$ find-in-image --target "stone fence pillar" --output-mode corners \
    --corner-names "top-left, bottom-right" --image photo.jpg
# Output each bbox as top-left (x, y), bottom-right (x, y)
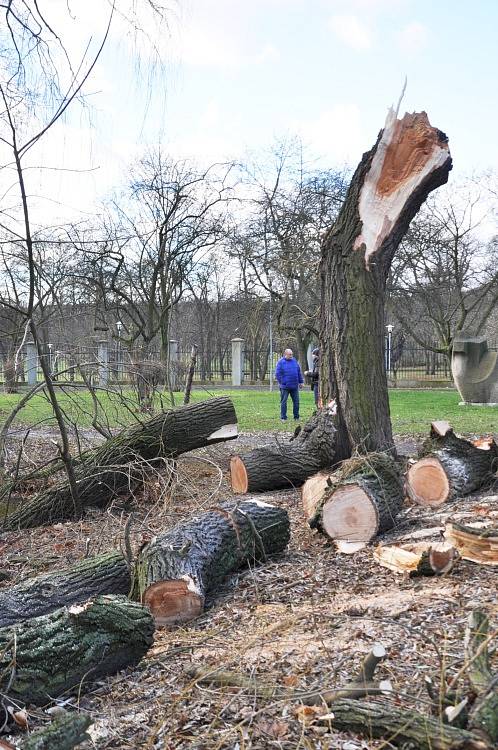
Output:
top-left (169, 340), bottom-right (178, 389)
top-left (98, 340), bottom-right (109, 386)
top-left (26, 341), bottom-right (38, 386)
top-left (231, 338), bottom-right (244, 387)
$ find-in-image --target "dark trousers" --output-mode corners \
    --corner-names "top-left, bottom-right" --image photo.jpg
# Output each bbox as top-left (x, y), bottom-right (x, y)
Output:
top-left (280, 387), bottom-right (299, 420)
top-left (313, 381), bottom-right (319, 406)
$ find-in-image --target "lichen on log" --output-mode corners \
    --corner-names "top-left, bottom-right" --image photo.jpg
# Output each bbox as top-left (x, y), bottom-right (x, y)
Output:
top-left (0, 551), bottom-right (131, 628)
top-left (0, 595), bottom-right (154, 705)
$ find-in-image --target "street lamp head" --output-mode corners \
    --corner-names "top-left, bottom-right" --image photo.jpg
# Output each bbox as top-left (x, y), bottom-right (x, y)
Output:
top-left (116, 321), bottom-right (122, 333)
top-left (386, 324), bottom-right (394, 333)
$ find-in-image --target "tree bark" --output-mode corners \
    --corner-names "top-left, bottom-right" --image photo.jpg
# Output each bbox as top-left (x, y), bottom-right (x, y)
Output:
top-left (0, 595), bottom-right (154, 705)
top-left (302, 454), bottom-right (404, 547)
top-left (319, 699), bottom-right (488, 750)
top-left (0, 551), bottom-right (130, 627)
top-left (405, 425), bottom-right (498, 506)
top-left (23, 713), bottom-right (91, 750)
top-left (230, 408), bottom-right (337, 493)
top-left (320, 110), bottom-right (452, 459)
top-left (2, 397), bottom-right (238, 529)
top-left (131, 500), bottom-right (290, 625)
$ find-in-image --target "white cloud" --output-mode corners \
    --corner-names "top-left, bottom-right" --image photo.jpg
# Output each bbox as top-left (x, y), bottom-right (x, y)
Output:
top-left (329, 14), bottom-right (373, 51)
top-left (293, 104), bottom-right (366, 165)
top-left (397, 21), bottom-right (428, 53)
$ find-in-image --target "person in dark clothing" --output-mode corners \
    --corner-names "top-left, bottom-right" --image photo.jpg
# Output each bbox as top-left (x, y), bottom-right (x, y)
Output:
top-left (275, 348), bottom-right (304, 421)
top-left (305, 347), bottom-right (320, 407)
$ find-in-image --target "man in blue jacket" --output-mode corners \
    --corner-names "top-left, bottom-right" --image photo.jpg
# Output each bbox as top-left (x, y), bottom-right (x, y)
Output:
top-left (275, 348), bottom-right (304, 421)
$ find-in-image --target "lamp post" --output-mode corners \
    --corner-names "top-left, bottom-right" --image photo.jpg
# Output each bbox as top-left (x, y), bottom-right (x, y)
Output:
top-left (268, 289), bottom-right (273, 392)
top-left (386, 324), bottom-right (394, 373)
top-left (48, 343), bottom-right (53, 377)
top-left (116, 321), bottom-right (122, 381)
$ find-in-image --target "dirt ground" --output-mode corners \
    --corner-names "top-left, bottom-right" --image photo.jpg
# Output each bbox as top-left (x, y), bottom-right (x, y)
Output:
top-left (0, 430), bottom-right (497, 749)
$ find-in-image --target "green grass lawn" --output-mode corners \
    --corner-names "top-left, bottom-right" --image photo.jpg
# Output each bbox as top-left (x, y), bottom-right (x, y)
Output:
top-left (0, 386), bottom-right (496, 436)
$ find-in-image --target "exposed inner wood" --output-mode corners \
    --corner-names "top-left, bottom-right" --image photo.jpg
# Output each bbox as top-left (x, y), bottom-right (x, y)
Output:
top-left (321, 484), bottom-right (378, 542)
top-left (406, 457), bottom-right (450, 506)
top-left (473, 437), bottom-right (495, 451)
top-left (301, 472), bottom-right (331, 520)
top-left (431, 420), bottom-right (452, 437)
top-left (144, 580), bottom-right (203, 625)
top-left (353, 110), bottom-right (450, 267)
top-left (229, 455), bottom-right (249, 494)
top-left (374, 541), bottom-right (457, 575)
top-left (444, 522), bottom-right (498, 566)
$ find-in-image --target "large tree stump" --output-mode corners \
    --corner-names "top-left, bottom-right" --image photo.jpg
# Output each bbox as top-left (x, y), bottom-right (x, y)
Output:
top-left (302, 453), bottom-right (404, 549)
top-left (405, 422), bottom-right (498, 507)
top-left (0, 551), bottom-right (130, 628)
top-left (132, 500), bottom-right (290, 624)
top-left (2, 397), bottom-right (238, 529)
top-left (230, 408), bottom-right (336, 493)
top-left (320, 110), bottom-right (451, 459)
top-left (0, 595), bottom-right (154, 705)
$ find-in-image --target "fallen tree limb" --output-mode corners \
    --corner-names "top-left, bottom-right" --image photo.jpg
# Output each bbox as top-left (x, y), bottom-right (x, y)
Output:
top-left (405, 422), bottom-right (498, 507)
top-left (2, 397), bottom-right (238, 530)
top-left (23, 713), bottom-right (91, 750)
top-left (131, 499), bottom-right (290, 625)
top-left (444, 522), bottom-right (498, 565)
top-left (0, 551), bottom-right (131, 627)
top-left (189, 643), bottom-right (391, 706)
top-left (0, 595), bottom-right (154, 705)
top-left (302, 453), bottom-right (404, 549)
top-left (230, 407), bottom-right (336, 494)
top-left (373, 541), bottom-right (458, 576)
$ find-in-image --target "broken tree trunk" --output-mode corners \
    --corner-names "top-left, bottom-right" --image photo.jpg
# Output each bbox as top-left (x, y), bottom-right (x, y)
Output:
top-left (0, 551), bottom-right (131, 627)
top-left (405, 422), bottom-right (498, 507)
top-left (373, 541), bottom-right (458, 576)
top-left (23, 713), bottom-right (91, 750)
top-left (0, 595), bottom-right (154, 705)
top-left (320, 110), bottom-right (452, 460)
top-left (131, 499), bottom-right (290, 625)
top-left (230, 407), bottom-right (336, 493)
top-left (302, 453), bottom-right (404, 549)
top-left (2, 397), bottom-right (238, 529)
top-left (444, 522), bottom-right (498, 565)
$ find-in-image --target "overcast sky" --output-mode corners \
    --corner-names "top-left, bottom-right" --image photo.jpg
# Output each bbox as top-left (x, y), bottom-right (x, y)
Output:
top-left (7, 0), bottom-right (498, 225)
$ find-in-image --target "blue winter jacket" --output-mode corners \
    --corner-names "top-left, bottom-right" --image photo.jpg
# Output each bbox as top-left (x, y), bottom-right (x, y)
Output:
top-left (275, 357), bottom-right (304, 389)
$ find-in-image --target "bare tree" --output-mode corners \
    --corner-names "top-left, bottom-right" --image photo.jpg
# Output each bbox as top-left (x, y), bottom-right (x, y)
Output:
top-left (233, 139), bottom-right (347, 365)
top-left (388, 185), bottom-right (498, 357)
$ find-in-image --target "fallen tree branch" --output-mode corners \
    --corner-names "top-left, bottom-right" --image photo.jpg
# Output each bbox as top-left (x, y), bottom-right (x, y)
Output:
top-left (23, 712), bottom-right (91, 750)
top-left (2, 397), bottom-right (238, 529)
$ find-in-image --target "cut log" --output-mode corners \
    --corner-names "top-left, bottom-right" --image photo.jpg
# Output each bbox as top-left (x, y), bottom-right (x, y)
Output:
top-left (0, 551), bottom-right (130, 628)
top-left (302, 453), bottom-right (404, 546)
top-left (405, 425), bottom-right (498, 507)
top-left (373, 541), bottom-right (458, 576)
top-left (444, 522), bottom-right (498, 565)
top-left (23, 713), bottom-right (91, 750)
top-left (230, 407), bottom-right (336, 494)
top-left (2, 397), bottom-right (238, 529)
top-left (0, 595), bottom-right (154, 705)
top-left (131, 500), bottom-right (290, 625)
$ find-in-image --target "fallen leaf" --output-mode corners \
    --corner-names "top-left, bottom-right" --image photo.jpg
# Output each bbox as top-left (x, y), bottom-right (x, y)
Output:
top-left (11, 708), bottom-right (29, 729)
top-left (282, 674), bottom-right (298, 687)
top-left (294, 704), bottom-right (322, 725)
